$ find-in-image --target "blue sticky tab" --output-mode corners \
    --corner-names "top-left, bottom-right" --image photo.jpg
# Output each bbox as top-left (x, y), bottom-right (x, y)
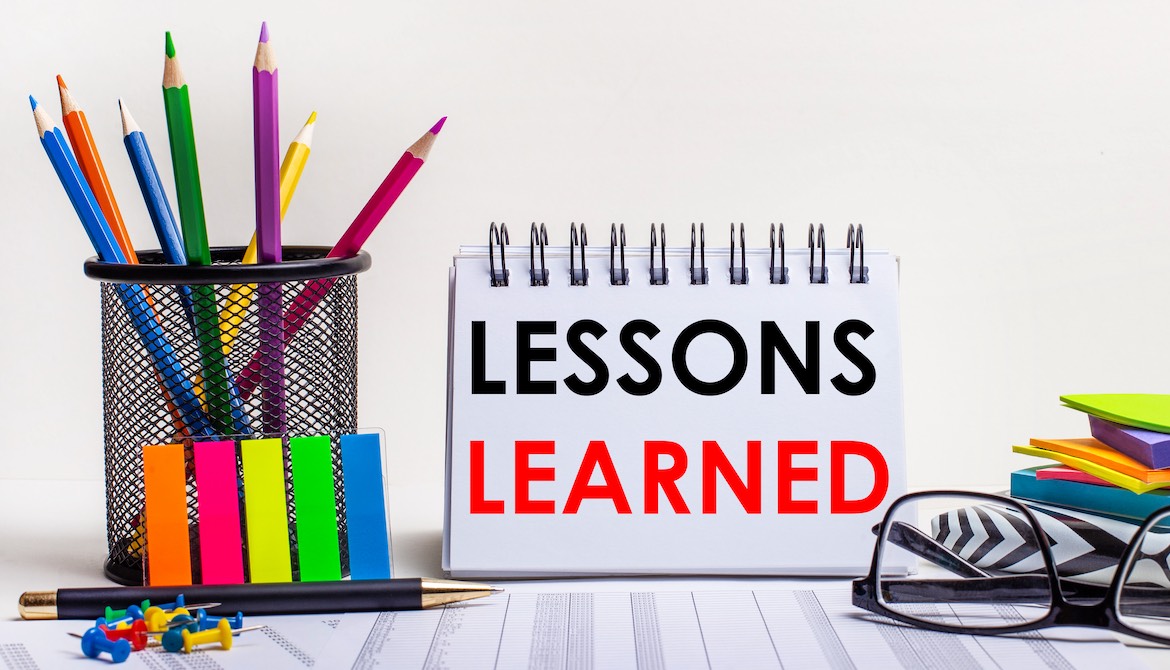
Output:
top-left (341, 433), bottom-right (391, 579)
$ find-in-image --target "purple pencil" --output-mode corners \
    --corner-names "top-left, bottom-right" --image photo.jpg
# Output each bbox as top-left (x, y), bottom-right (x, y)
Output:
top-left (253, 21), bottom-right (285, 433)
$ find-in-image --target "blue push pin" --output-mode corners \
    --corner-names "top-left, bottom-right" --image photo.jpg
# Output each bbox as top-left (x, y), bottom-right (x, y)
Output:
top-left (196, 609), bottom-right (243, 631)
top-left (80, 627), bottom-right (132, 663)
top-left (160, 615), bottom-right (199, 653)
top-left (154, 595), bottom-right (186, 612)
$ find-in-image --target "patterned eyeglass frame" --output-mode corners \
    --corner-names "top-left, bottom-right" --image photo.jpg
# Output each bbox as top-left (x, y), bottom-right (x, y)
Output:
top-left (851, 490), bottom-right (1170, 645)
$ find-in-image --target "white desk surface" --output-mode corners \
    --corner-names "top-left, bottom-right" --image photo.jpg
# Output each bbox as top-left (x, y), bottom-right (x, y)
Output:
top-left (2, 479), bottom-right (1168, 669)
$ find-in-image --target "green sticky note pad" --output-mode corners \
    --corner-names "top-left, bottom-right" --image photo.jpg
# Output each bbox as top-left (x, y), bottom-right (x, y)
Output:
top-left (290, 436), bottom-right (342, 581)
top-left (241, 438), bottom-right (293, 583)
top-left (1061, 394), bottom-right (1170, 433)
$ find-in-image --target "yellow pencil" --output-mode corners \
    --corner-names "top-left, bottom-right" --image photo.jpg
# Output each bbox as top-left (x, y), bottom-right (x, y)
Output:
top-left (220, 111), bottom-right (317, 351)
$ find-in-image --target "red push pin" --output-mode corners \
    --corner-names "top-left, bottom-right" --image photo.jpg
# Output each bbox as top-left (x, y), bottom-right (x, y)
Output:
top-left (102, 619), bottom-right (149, 652)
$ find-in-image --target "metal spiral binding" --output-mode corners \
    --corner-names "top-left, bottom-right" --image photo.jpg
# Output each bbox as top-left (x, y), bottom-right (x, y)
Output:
top-left (808, 223), bottom-right (827, 284)
top-left (570, 223), bottom-right (589, 286)
top-left (847, 224), bottom-right (868, 284)
top-left (610, 224), bottom-right (629, 286)
top-left (489, 222), bottom-right (509, 286)
top-left (690, 223), bottom-right (708, 285)
top-left (649, 223), bottom-right (668, 285)
top-left (730, 222), bottom-right (748, 285)
top-left (770, 223), bottom-right (788, 284)
top-left (529, 223), bottom-right (549, 286)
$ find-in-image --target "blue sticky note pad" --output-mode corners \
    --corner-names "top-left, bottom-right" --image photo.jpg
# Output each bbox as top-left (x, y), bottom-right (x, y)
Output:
top-left (341, 433), bottom-right (392, 579)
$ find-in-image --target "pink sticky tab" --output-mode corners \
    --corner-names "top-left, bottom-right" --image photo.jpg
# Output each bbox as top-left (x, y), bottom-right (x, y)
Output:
top-left (194, 441), bottom-right (245, 584)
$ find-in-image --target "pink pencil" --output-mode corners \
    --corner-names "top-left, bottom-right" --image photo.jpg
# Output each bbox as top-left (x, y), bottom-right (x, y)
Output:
top-left (237, 118), bottom-right (445, 398)
top-left (252, 21), bottom-right (285, 432)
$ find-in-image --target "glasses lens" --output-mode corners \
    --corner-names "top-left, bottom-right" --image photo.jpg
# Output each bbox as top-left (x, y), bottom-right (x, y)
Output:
top-left (1117, 509), bottom-right (1170, 640)
top-left (876, 494), bottom-right (1053, 628)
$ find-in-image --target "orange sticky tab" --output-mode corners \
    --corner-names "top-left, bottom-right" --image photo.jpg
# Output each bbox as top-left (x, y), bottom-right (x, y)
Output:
top-left (143, 444), bottom-right (192, 585)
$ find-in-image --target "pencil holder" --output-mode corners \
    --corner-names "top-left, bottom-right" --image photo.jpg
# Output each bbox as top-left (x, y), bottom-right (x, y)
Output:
top-left (84, 246), bottom-right (370, 585)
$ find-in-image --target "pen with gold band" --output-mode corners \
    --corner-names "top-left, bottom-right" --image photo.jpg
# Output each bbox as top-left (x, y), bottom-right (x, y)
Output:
top-left (19, 578), bottom-right (501, 620)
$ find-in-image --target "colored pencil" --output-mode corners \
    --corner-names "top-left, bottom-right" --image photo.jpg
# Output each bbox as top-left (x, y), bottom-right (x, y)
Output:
top-left (31, 96), bottom-right (214, 437)
top-left (220, 111), bottom-right (316, 352)
top-left (162, 31), bottom-right (209, 265)
top-left (237, 118), bottom-right (445, 397)
top-left (57, 76), bottom-right (137, 263)
top-left (119, 100), bottom-right (185, 265)
top-left (120, 99), bottom-right (200, 343)
top-left (163, 31), bottom-right (248, 436)
top-left (252, 21), bottom-right (286, 434)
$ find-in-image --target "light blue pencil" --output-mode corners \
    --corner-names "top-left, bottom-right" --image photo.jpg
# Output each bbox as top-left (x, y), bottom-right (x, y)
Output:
top-left (118, 99), bottom-right (252, 437)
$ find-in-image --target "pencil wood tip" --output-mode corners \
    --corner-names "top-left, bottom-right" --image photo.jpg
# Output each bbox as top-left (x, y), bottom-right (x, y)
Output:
top-left (165, 31), bottom-right (176, 58)
top-left (57, 77), bottom-right (79, 115)
top-left (430, 116), bottom-right (447, 135)
top-left (259, 21), bottom-right (270, 43)
top-left (118, 99), bottom-right (140, 136)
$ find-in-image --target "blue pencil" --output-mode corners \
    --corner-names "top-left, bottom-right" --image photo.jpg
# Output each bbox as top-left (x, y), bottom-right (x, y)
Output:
top-left (32, 95), bottom-right (215, 437)
top-left (117, 100), bottom-right (253, 437)
top-left (118, 99), bottom-right (185, 264)
top-left (118, 99), bottom-right (201, 327)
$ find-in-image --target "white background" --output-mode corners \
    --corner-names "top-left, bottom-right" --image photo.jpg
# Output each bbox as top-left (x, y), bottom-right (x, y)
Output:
top-left (4, 0), bottom-right (1170, 494)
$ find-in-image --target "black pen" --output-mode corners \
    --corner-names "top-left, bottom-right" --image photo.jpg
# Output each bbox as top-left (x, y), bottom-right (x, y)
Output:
top-left (19, 578), bottom-right (501, 620)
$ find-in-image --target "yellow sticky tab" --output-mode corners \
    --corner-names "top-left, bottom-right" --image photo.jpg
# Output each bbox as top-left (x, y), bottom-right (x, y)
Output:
top-left (240, 438), bottom-right (292, 582)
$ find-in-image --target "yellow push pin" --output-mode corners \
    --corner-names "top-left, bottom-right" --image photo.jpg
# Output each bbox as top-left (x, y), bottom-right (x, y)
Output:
top-left (180, 620), bottom-right (265, 653)
top-left (145, 606), bottom-right (190, 633)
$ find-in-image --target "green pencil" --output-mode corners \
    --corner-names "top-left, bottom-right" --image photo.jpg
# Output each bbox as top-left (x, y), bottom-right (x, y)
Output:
top-left (162, 31), bottom-right (244, 436)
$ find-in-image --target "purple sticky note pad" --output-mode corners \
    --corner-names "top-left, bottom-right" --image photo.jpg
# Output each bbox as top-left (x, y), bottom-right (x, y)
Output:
top-left (1089, 415), bottom-right (1170, 470)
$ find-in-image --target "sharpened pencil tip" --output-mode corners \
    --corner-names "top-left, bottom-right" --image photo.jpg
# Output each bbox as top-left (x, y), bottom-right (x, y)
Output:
top-left (307, 111), bottom-right (317, 125)
top-left (56, 74), bottom-right (67, 90)
top-left (29, 95), bottom-right (37, 111)
top-left (259, 21), bottom-right (269, 43)
top-left (430, 116), bottom-right (447, 135)
top-left (165, 31), bottom-right (175, 58)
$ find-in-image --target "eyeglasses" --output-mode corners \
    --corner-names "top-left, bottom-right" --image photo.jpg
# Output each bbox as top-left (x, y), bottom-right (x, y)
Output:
top-left (852, 490), bottom-right (1170, 644)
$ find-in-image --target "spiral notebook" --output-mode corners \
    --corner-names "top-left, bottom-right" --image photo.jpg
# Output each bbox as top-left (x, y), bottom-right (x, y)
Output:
top-left (444, 223), bottom-right (907, 577)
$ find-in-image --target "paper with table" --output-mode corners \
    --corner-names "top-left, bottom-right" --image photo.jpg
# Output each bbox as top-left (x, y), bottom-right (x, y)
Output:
top-left (318, 588), bottom-right (1143, 669)
top-left (0, 588), bottom-right (1147, 669)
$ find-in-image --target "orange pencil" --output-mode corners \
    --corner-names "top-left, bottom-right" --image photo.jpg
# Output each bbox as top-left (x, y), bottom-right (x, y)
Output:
top-left (58, 75), bottom-right (137, 263)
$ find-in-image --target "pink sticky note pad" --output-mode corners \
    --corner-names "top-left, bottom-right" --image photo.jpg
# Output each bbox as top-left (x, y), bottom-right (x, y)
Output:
top-left (194, 441), bottom-right (245, 584)
top-left (1035, 465), bottom-right (1116, 488)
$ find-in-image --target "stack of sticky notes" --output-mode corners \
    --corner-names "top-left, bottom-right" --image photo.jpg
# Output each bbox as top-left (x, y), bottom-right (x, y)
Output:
top-left (1011, 394), bottom-right (1170, 522)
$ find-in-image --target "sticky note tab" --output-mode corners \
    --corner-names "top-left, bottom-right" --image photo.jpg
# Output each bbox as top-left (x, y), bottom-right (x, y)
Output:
top-left (341, 433), bottom-right (391, 579)
top-left (290, 436), bottom-right (342, 581)
top-left (143, 444), bottom-right (192, 586)
top-left (193, 441), bottom-right (245, 584)
top-left (1062, 394), bottom-right (1170, 433)
top-left (240, 438), bottom-right (292, 582)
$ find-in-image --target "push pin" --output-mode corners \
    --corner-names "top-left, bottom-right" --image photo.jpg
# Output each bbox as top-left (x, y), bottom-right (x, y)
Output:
top-left (153, 595), bottom-right (185, 611)
top-left (103, 604), bottom-right (144, 622)
top-left (159, 615), bottom-right (199, 653)
top-left (77, 627), bottom-right (132, 663)
top-left (145, 606), bottom-right (190, 633)
top-left (101, 620), bottom-right (149, 652)
top-left (95, 615), bottom-right (136, 630)
top-left (181, 620), bottom-right (265, 653)
top-left (196, 609), bottom-right (243, 631)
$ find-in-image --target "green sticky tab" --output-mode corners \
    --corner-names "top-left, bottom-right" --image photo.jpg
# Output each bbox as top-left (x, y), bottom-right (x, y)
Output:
top-left (1061, 394), bottom-right (1170, 433)
top-left (290, 436), bottom-right (342, 581)
top-left (241, 438), bottom-right (292, 583)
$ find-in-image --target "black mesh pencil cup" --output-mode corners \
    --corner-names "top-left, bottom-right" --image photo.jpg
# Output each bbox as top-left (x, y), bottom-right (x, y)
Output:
top-left (84, 246), bottom-right (370, 585)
